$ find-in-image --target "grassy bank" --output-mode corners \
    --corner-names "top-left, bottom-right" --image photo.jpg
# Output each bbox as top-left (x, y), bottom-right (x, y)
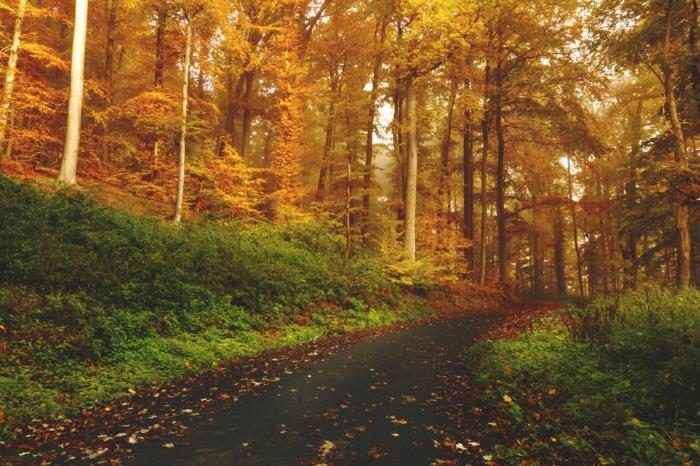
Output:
top-left (0, 176), bottom-right (437, 439)
top-left (467, 288), bottom-right (700, 464)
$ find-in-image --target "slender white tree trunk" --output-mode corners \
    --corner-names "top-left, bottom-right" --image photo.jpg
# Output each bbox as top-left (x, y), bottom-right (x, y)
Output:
top-left (0, 0), bottom-right (27, 158)
top-left (58, 0), bottom-right (89, 186)
top-left (403, 72), bottom-right (418, 260)
top-left (174, 19), bottom-right (193, 223)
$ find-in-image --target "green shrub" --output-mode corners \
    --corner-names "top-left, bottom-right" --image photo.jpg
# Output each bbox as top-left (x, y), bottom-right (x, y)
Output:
top-left (0, 176), bottom-right (430, 434)
top-left (469, 288), bottom-right (700, 464)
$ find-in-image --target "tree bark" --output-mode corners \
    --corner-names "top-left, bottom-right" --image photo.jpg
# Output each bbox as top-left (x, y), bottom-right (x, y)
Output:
top-left (240, 69), bottom-right (256, 160)
top-left (344, 151), bottom-right (351, 261)
top-left (463, 104), bottom-right (475, 279)
top-left (316, 89), bottom-right (337, 201)
top-left (362, 16), bottom-right (387, 241)
top-left (0, 0), bottom-right (27, 158)
top-left (404, 71), bottom-right (418, 260)
top-left (531, 189), bottom-right (544, 295)
top-left (567, 156), bottom-right (584, 296)
top-left (220, 73), bottom-right (245, 155)
top-left (478, 60), bottom-right (491, 286)
top-left (104, 0), bottom-right (116, 86)
top-left (494, 71), bottom-right (507, 284)
top-left (155, 9), bottom-right (166, 87)
top-left (438, 80), bottom-right (457, 253)
top-left (392, 84), bottom-right (404, 221)
top-left (662, 0), bottom-right (691, 289)
top-left (493, 22), bottom-right (508, 283)
top-left (554, 205), bottom-right (566, 295)
top-left (58, 0), bottom-right (89, 187)
top-left (101, 0), bottom-right (117, 160)
top-left (174, 19), bottom-right (193, 223)
top-left (624, 98), bottom-right (643, 290)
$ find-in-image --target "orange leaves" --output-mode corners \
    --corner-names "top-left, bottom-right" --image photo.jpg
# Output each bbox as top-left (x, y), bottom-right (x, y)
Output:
top-left (20, 42), bottom-right (68, 71)
top-left (191, 146), bottom-right (267, 218)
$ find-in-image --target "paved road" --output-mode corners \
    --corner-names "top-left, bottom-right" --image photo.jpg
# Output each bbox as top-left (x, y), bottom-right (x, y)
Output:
top-left (130, 313), bottom-right (505, 466)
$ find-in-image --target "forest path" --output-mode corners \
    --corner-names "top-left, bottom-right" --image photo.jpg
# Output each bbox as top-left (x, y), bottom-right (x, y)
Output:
top-left (129, 312), bottom-right (507, 466)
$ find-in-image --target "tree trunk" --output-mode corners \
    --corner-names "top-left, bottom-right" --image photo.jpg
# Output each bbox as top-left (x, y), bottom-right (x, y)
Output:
top-left (58, 0), bottom-right (89, 186)
top-left (102, 0), bottom-right (117, 160)
top-left (240, 69), bottom-right (256, 160)
top-left (104, 0), bottom-right (116, 86)
top-left (152, 140), bottom-right (159, 181)
top-left (567, 156), bottom-right (584, 296)
top-left (478, 60), bottom-right (491, 286)
top-left (624, 98), bottom-right (643, 290)
top-left (688, 0), bottom-right (700, 117)
top-left (220, 73), bottom-right (245, 155)
top-left (174, 19), bottom-right (193, 223)
top-left (316, 91), bottom-right (337, 201)
top-left (392, 84), bottom-right (404, 221)
top-left (494, 22), bottom-right (508, 283)
top-left (155, 9), bottom-right (166, 87)
top-left (495, 74), bottom-right (507, 284)
top-left (463, 104), bottom-right (475, 279)
top-left (404, 72), bottom-right (418, 260)
top-left (0, 0), bottom-right (27, 159)
top-left (662, 0), bottom-right (691, 289)
top-left (344, 153), bottom-right (351, 261)
top-left (554, 205), bottom-right (566, 295)
top-left (531, 190), bottom-right (544, 295)
top-left (438, 80), bottom-right (457, 254)
top-left (362, 17), bottom-right (387, 242)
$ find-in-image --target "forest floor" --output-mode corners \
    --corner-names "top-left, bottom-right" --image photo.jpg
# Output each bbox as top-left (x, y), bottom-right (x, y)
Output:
top-left (0, 301), bottom-right (555, 465)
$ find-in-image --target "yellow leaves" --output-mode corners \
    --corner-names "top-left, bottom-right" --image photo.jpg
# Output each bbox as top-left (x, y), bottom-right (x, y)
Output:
top-left (21, 42), bottom-right (68, 71)
top-left (626, 417), bottom-right (642, 427)
top-left (318, 440), bottom-right (335, 456)
top-left (502, 394), bottom-right (513, 403)
top-left (121, 91), bottom-right (180, 118)
top-left (387, 415), bottom-right (409, 425)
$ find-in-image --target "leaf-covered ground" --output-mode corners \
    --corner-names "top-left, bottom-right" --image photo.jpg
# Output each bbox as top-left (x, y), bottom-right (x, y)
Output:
top-left (1, 302), bottom-right (552, 465)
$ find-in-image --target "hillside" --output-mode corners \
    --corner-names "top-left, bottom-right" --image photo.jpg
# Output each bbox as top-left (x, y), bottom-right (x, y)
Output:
top-left (0, 176), bottom-right (476, 439)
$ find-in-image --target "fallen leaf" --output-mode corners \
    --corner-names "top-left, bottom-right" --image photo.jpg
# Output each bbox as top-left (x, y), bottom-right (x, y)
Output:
top-left (162, 442), bottom-right (174, 448)
top-left (318, 440), bottom-right (335, 457)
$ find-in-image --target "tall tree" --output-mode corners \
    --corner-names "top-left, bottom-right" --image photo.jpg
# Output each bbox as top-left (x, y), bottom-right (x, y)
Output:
top-left (58, 0), bottom-right (89, 186)
top-left (362, 11), bottom-right (388, 241)
top-left (173, 10), bottom-right (195, 223)
top-left (0, 0), bottom-right (28, 159)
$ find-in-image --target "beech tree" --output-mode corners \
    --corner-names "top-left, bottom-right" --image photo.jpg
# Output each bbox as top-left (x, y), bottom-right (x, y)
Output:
top-left (0, 0), bottom-right (695, 291)
top-left (0, 0), bottom-right (27, 158)
top-left (58, 0), bottom-right (89, 186)
top-left (593, 0), bottom-right (699, 289)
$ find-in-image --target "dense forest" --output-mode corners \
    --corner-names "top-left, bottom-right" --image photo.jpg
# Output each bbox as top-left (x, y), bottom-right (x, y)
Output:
top-left (0, 0), bottom-right (699, 464)
top-left (0, 0), bottom-right (697, 292)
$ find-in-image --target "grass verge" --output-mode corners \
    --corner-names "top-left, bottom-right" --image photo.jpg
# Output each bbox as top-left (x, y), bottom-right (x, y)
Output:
top-left (466, 288), bottom-right (700, 464)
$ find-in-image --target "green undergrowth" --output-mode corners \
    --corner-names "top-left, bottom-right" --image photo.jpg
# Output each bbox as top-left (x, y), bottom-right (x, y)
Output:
top-left (0, 176), bottom-right (435, 440)
top-left (469, 288), bottom-right (700, 465)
